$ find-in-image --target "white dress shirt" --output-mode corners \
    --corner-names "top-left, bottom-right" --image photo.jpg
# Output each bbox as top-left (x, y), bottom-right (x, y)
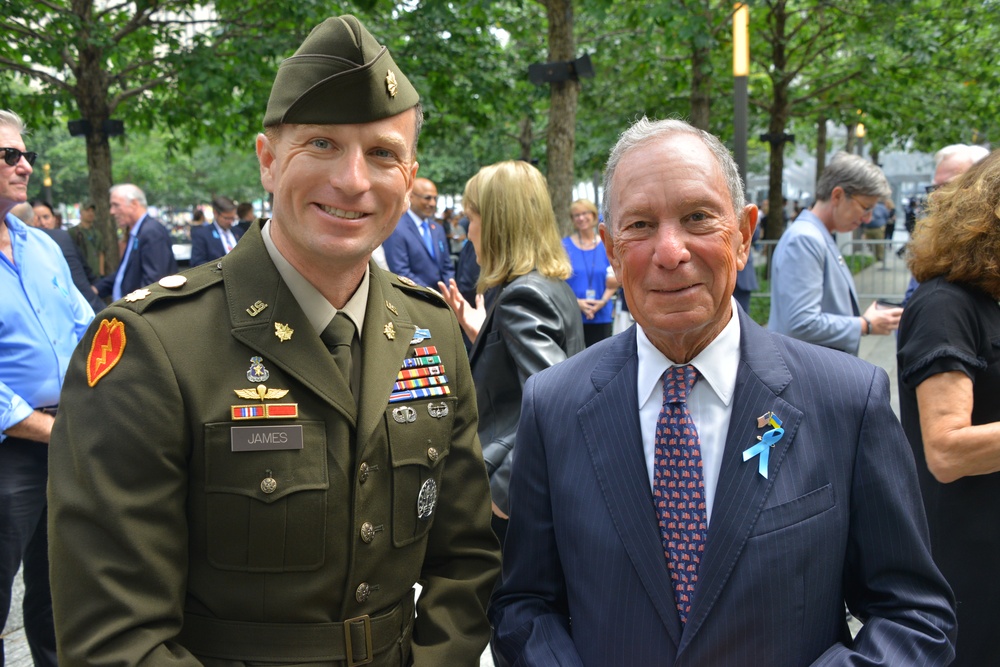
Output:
top-left (636, 300), bottom-right (741, 525)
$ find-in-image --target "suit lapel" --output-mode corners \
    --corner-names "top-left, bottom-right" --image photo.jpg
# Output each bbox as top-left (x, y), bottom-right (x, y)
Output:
top-left (356, 268), bottom-right (416, 450)
top-left (221, 223), bottom-right (355, 424)
top-left (821, 225), bottom-right (860, 314)
top-left (577, 328), bottom-right (684, 649)
top-left (679, 310), bottom-right (803, 650)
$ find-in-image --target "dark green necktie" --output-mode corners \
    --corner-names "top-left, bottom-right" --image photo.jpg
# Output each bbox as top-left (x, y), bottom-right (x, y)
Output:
top-left (321, 312), bottom-right (356, 395)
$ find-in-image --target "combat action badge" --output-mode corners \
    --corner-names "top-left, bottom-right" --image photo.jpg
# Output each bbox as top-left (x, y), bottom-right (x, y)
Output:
top-left (86, 318), bottom-right (126, 387)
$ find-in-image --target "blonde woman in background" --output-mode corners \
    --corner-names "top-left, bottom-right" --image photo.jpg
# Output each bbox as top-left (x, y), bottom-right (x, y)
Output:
top-left (439, 160), bottom-right (585, 546)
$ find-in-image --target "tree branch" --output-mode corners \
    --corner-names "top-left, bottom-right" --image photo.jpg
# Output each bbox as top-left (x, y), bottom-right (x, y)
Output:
top-left (109, 75), bottom-right (171, 111)
top-left (0, 57), bottom-right (72, 92)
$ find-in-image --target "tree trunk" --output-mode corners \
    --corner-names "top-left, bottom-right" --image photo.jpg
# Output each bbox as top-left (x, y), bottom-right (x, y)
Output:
top-left (815, 113), bottom-right (827, 192)
top-left (518, 115), bottom-right (533, 161)
top-left (765, 0), bottom-right (789, 244)
top-left (845, 123), bottom-right (856, 154)
top-left (545, 0), bottom-right (578, 237)
top-left (688, 5), bottom-right (712, 130)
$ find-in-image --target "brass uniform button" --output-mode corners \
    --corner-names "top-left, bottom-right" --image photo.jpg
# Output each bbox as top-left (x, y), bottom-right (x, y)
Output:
top-left (356, 582), bottom-right (371, 603)
top-left (260, 476), bottom-right (277, 494)
top-left (360, 522), bottom-right (375, 544)
top-left (427, 447), bottom-right (439, 462)
top-left (359, 462), bottom-right (369, 484)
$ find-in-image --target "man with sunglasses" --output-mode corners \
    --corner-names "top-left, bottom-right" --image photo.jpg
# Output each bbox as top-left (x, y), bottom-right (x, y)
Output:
top-left (0, 109), bottom-right (93, 667)
top-left (769, 152), bottom-right (903, 355)
top-left (383, 177), bottom-right (455, 287)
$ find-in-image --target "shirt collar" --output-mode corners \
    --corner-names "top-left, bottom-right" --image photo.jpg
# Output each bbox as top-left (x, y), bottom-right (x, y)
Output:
top-left (636, 299), bottom-right (742, 409)
top-left (261, 220), bottom-right (368, 337)
top-left (130, 213), bottom-right (147, 238)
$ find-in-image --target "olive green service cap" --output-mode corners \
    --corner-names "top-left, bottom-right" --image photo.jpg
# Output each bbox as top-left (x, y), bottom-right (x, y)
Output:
top-left (264, 15), bottom-right (419, 127)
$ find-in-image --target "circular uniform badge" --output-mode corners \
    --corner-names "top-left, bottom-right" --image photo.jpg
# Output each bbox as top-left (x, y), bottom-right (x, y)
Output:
top-left (417, 478), bottom-right (437, 521)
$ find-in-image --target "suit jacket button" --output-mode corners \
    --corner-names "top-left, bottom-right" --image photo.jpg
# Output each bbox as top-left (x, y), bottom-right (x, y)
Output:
top-left (360, 522), bottom-right (375, 544)
top-left (359, 462), bottom-right (369, 484)
top-left (427, 447), bottom-right (439, 462)
top-left (356, 582), bottom-right (371, 603)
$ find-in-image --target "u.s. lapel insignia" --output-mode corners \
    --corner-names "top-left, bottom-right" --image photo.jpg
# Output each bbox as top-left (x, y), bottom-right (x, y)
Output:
top-left (124, 288), bottom-right (150, 302)
top-left (743, 412), bottom-right (785, 479)
top-left (383, 322), bottom-right (396, 340)
top-left (386, 70), bottom-right (398, 97)
top-left (385, 300), bottom-right (398, 316)
top-left (410, 327), bottom-right (431, 345)
top-left (274, 322), bottom-right (294, 342)
top-left (247, 356), bottom-right (270, 382)
top-left (246, 300), bottom-right (268, 317)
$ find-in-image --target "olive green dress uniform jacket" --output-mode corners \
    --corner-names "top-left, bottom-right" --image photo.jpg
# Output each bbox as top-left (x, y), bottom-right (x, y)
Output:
top-left (48, 221), bottom-right (501, 666)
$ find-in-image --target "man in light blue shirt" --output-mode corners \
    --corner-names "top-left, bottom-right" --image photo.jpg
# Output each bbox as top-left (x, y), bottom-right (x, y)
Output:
top-left (0, 109), bottom-right (93, 667)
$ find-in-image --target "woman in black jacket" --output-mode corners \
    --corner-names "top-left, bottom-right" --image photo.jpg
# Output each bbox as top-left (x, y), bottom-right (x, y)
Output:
top-left (438, 161), bottom-right (585, 546)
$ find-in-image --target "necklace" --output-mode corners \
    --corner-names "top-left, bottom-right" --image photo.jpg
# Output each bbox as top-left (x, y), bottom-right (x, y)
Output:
top-left (576, 231), bottom-right (597, 250)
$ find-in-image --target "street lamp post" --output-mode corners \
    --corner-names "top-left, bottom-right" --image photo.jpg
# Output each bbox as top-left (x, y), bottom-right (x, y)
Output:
top-left (733, 4), bottom-right (749, 193)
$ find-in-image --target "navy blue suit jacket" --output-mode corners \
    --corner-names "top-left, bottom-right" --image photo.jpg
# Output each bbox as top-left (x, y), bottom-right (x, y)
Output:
top-left (189, 223), bottom-right (245, 267)
top-left (383, 211), bottom-right (454, 287)
top-left (490, 309), bottom-right (956, 666)
top-left (97, 216), bottom-right (177, 299)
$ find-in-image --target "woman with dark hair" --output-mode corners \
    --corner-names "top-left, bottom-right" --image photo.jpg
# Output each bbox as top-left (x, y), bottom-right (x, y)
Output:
top-left (438, 161), bottom-right (584, 545)
top-left (897, 148), bottom-right (1000, 667)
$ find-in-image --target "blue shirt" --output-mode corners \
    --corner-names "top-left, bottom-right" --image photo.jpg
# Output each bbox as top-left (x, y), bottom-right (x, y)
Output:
top-left (112, 214), bottom-right (146, 300)
top-left (562, 236), bottom-right (613, 325)
top-left (1, 213), bottom-right (94, 439)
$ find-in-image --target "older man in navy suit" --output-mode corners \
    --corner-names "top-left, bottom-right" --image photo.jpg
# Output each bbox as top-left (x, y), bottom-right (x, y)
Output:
top-left (490, 118), bottom-right (956, 666)
top-left (383, 177), bottom-right (453, 287)
top-left (96, 183), bottom-right (176, 300)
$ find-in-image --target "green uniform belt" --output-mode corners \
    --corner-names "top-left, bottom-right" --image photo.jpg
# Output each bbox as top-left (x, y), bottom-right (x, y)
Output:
top-left (177, 593), bottom-right (414, 666)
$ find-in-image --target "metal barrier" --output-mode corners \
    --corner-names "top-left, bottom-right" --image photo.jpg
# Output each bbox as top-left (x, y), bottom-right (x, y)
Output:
top-left (750, 238), bottom-right (912, 303)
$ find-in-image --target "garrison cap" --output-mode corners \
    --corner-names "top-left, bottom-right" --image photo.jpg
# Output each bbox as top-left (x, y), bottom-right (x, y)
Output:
top-left (264, 15), bottom-right (419, 127)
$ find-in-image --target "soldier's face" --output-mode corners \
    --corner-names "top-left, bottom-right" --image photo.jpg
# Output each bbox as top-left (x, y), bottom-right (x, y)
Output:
top-left (258, 111), bottom-right (418, 273)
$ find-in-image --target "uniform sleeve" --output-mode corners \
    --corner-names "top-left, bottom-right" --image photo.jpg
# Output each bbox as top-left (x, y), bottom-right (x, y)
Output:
top-left (48, 307), bottom-right (200, 666)
top-left (490, 376), bottom-right (585, 667)
top-left (811, 368), bottom-right (956, 665)
top-left (410, 307), bottom-right (502, 664)
top-left (772, 231), bottom-right (859, 352)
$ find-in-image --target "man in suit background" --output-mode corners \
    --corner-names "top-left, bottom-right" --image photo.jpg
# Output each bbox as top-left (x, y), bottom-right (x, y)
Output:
top-left (383, 177), bottom-right (454, 287)
top-left (190, 194), bottom-right (244, 266)
top-left (768, 153), bottom-right (902, 355)
top-left (95, 183), bottom-right (176, 301)
top-left (490, 117), bottom-right (956, 666)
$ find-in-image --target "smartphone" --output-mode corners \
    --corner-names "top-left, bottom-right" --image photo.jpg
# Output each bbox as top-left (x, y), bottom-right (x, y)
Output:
top-left (876, 299), bottom-right (903, 309)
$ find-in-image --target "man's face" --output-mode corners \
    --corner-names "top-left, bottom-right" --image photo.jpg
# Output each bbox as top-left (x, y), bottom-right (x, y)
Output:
top-left (32, 204), bottom-right (56, 229)
top-left (257, 110), bottom-right (418, 273)
top-left (0, 126), bottom-right (32, 211)
top-left (602, 133), bottom-right (754, 361)
top-left (410, 178), bottom-right (438, 220)
top-left (828, 187), bottom-right (878, 233)
top-left (109, 192), bottom-right (142, 229)
top-left (80, 207), bottom-right (95, 225)
top-left (214, 209), bottom-right (238, 230)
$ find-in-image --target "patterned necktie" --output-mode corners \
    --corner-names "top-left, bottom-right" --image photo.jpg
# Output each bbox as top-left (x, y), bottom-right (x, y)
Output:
top-left (320, 313), bottom-right (356, 396)
top-left (653, 364), bottom-right (707, 624)
top-left (420, 219), bottom-right (436, 257)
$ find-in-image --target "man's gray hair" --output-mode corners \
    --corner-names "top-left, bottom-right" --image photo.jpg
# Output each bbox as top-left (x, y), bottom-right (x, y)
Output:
top-left (934, 143), bottom-right (989, 166)
top-left (815, 152), bottom-right (891, 201)
top-left (110, 183), bottom-right (147, 208)
top-left (601, 117), bottom-right (745, 236)
top-left (0, 110), bottom-right (27, 135)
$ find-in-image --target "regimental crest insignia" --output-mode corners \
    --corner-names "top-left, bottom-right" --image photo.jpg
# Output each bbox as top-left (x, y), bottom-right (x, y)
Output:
top-left (386, 70), bottom-right (398, 97)
top-left (247, 356), bottom-right (270, 383)
top-left (86, 318), bottom-right (126, 387)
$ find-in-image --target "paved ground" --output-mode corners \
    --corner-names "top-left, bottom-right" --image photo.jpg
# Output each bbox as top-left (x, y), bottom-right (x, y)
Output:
top-left (2, 249), bottom-right (908, 666)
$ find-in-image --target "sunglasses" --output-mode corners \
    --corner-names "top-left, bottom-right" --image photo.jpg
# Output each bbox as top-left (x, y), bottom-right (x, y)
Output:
top-left (1, 147), bottom-right (38, 167)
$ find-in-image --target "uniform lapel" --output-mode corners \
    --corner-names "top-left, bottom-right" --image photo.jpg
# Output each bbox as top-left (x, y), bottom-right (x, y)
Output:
top-left (356, 268), bottom-right (416, 449)
top-left (678, 311), bottom-right (803, 651)
top-left (221, 223), bottom-right (356, 424)
top-left (577, 328), bottom-right (684, 649)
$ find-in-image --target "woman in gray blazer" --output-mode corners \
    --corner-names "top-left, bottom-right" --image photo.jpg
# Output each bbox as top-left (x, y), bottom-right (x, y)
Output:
top-left (439, 161), bottom-right (585, 545)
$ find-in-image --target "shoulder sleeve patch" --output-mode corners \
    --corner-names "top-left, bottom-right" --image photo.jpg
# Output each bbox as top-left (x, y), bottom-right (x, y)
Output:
top-left (87, 318), bottom-right (127, 386)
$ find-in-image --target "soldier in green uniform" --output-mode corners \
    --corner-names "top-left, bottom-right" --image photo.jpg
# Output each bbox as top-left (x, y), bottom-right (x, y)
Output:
top-left (48, 15), bottom-right (501, 666)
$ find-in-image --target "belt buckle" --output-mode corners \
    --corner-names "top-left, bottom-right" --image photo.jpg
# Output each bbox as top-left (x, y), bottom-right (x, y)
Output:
top-left (344, 614), bottom-right (373, 667)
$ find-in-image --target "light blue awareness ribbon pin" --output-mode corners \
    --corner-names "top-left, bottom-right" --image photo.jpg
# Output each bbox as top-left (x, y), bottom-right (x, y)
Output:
top-left (743, 413), bottom-right (784, 479)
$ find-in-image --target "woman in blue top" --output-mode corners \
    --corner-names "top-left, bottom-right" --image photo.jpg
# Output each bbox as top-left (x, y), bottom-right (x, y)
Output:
top-left (562, 198), bottom-right (619, 346)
